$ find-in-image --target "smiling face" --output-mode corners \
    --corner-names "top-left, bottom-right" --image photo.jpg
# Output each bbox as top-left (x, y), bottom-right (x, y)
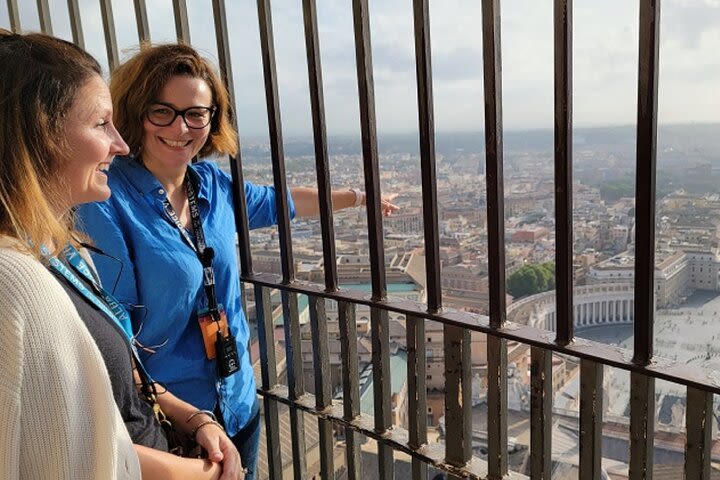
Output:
top-left (59, 74), bottom-right (129, 208)
top-left (141, 75), bottom-right (214, 174)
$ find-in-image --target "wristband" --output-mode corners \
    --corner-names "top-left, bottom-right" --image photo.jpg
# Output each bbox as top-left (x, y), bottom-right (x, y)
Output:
top-left (350, 188), bottom-right (364, 207)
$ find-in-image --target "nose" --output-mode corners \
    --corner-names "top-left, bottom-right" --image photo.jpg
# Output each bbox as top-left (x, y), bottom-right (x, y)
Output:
top-left (168, 113), bottom-right (190, 133)
top-left (110, 123), bottom-right (130, 156)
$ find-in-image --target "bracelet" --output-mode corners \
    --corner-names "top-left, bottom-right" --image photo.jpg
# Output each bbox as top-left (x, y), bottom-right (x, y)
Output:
top-left (186, 409), bottom-right (217, 424)
top-left (192, 420), bottom-right (224, 440)
top-left (349, 188), bottom-right (364, 208)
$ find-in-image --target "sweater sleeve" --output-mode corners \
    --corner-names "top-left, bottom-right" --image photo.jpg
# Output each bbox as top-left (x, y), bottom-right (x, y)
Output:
top-left (0, 281), bottom-right (23, 480)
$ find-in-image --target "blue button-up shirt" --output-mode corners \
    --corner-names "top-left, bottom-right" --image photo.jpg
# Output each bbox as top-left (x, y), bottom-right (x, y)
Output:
top-left (76, 155), bottom-right (295, 435)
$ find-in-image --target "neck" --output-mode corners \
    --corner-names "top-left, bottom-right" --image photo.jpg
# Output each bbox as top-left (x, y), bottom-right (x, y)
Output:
top-left (142, 158), bottom-right (187, 195)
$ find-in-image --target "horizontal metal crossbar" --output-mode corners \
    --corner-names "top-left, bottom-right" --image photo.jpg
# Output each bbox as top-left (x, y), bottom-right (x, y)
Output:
top-left (259, 384), bottom-right (528, 480)
top-left (243, 273), bottom-right (720, 396)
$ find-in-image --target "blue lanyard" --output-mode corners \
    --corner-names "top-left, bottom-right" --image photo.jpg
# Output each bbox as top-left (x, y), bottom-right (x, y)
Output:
top-left (46, 244), bottom-right (133, 339)
top-left (43, 244), bottom-right (155, 384)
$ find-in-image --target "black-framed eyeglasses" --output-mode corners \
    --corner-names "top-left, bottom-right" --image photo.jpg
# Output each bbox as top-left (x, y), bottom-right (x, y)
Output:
top-left (146, 102), bottom-right (216, 129)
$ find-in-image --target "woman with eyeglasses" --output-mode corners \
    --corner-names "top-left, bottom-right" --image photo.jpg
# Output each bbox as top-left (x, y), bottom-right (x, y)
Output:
top-left (76, 43), bottom-right (398, 479)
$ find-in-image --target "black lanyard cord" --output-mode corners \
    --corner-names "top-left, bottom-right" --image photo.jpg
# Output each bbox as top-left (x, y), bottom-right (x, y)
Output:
top-left (163, 175), bottom-right (221, 319)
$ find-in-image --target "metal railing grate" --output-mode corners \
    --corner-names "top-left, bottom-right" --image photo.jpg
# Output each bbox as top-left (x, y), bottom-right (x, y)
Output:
top-left (5, 1), bottom-right (717, 479)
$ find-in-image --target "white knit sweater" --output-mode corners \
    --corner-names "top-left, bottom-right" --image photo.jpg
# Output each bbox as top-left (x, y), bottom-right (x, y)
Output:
top-left (0, 242), bottom-right (140, 480)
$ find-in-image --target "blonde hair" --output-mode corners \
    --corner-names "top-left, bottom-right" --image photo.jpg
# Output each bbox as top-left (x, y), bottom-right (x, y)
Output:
top-left (110, 43), bottom-right (238, 158)
top-left (0, 29), bottom-right (102, 258)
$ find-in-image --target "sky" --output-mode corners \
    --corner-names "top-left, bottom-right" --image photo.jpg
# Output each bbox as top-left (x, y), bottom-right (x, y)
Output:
top-left (2, 0), bottom-right (719, 138)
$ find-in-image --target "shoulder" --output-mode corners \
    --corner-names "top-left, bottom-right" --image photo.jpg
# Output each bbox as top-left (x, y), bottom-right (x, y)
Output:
top-left (0, 248), bottom-right (75, 317)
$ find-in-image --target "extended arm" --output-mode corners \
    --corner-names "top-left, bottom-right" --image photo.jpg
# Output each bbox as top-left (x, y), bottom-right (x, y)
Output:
top-left (290, 187), bottom-right (398, 218)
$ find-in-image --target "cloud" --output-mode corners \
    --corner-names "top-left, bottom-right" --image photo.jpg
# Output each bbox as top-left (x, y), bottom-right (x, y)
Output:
top-left (2, 0), bottom-right (718, 136)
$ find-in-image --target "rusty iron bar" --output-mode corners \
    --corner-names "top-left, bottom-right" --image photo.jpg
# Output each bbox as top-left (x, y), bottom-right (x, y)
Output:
top-left (301, 0), bottom-right (338, 293)
top-left (36, 0), bottom-right (51, 34)
top-left (6, 0), bottom-right (20, 32)
top-left (338, 301), bottom-right (362, 479)
top-left (211, 0), bottom-right (253, 276)
top-left (685, 386), bottom-right (713, 479)
top-left (370, 306), bottom-right (393, 477)
top-left (133, 0), bottom-right (150, 43)
top-left (444, 325), bottom-right (472, 472)
top-left (350, 0), bottom-right (392, 476)
top-left (579, 359), bottom-right (603, 480)
top-left (281, 290), bottom-right (307, 479)
top-left (632, 0), bottom-right (660, 366)
top-left (629, 372), bottom-right (655, 480)
top-left (406, 315), bottom-right (428, 478)
top-left (309, 295), bottom-right (335, 477)
top-left (66, 0), bottom-right (84, 48)
top-left (351, 0), bottom-right (387, 302)
top-left (254, 285), bottom-right (282, 479)
top-left (412, 0), bottom-right (441, 313)
top-left (172, 0), bottom-right (190, 44)
top-left (554, 0), bottom-right (573, 346)
top-left (530, 347), bottom-right (552, 479)
top-left (257, 0), bottom-right (295, 285)
top-left (98, 0), bottom-right (119, 72)
top-left (481, 0), bottom-right (508, 477)
top-left (246, 271), bottom-right (720, 395)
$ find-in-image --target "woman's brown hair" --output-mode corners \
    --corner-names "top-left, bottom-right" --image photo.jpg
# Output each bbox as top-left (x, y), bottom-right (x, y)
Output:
top-left (110, 43), bottom-right (238, 158)
top-left (0, 29), bottom-right (102, 258)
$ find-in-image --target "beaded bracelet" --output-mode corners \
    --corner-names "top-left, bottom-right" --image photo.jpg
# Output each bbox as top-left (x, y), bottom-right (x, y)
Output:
top-left (192, 420), bottom-right (224, 440)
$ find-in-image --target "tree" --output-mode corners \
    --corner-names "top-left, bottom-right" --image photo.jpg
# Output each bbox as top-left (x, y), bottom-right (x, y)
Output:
top-left (507, 262), bottom-right (555, 299)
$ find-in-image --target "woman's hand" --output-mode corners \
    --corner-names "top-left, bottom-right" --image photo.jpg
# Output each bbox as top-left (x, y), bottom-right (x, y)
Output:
top-left (195, 422), bottom-right (244, 479)
top-left (377, 193), bottom-right (399, 217)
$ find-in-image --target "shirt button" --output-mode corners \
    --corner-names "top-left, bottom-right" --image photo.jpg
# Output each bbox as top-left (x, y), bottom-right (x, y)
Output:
top-left (158, 189), bottom-right (165, 195)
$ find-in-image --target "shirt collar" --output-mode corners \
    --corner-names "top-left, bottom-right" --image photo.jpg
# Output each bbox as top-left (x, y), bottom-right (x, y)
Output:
top-left (112, 155), bottom-right (208, 201)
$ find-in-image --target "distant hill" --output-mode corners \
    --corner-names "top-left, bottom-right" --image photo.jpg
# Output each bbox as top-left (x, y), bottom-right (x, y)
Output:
top-left (238, 123), bottom-right (719, 162)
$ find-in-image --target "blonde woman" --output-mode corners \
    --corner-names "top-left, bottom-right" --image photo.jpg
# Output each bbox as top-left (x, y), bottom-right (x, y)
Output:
top-left (0, 31), bottom-right (242, 480)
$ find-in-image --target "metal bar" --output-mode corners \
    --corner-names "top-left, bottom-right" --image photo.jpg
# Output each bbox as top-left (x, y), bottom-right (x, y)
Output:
top-left (254, 285), bottom-right (281, 478)
top-left (36, 0), bottom-right (51, 35)
top-left (412, 0), bottom-right (441, 313)
top-left (632, 0), bottom-right (661, 366)
top-left (98, 0), bottom-right (119, 72)
top-left (371, 305), bottom-right (393, 478)
top-left (309, 295), bottom-right (334, 477)
top-left (211, 0), bottom-right (253, 276)
top-left (244, 272), bottom-right (720, 396)
top-left (171, 0), bottom-right (190, 44)
top-left (486, 336), bottom-right (507, 479)
top-left (257, 0), bottom-right (295, 285)
top-left (133, 0), bottom-right (150, 43)
top-left (481, 0), bottom-right (506, 329)
top-left (351, 0), bottom-right (387, 301)
top-left (530, 347), bottom-right (552, 479)
top-left (66, 0), bottom-right (84, 48)
top-left (629, 372), bottom-right (655, 480)
top-left (579, 360), bottom-right (603, 479)
top-left (407, 315), bottom-right (427, 479)
top-left (338, 300), bottom-right (362, 480)
top-left (685, 386), bottom-right (712, 480)
top-left (554, 0), bottom-right (573, 345)
top-left (301, 0), bottom-right (338, 292)
top-left (281, 291), bottom-right (306, 479)
top-left (444, 325), bottom-right (471, 472)
top-left (260, 384), bottom-right (526, 479)
top-left (482, 0), bottom-right (508, 477)
top-left (6, 0), bottom-right (20, 32)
